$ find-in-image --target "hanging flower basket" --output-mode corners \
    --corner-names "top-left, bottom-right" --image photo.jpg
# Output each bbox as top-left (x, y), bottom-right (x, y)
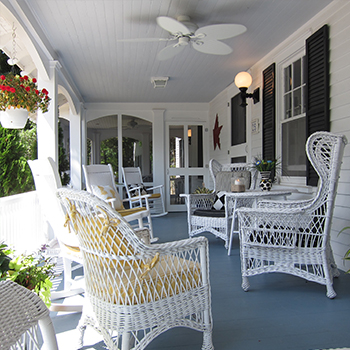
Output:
top-left (0, 107), bottom-right (29, 129)
top-left (0, 73), bottom-right (50, 129)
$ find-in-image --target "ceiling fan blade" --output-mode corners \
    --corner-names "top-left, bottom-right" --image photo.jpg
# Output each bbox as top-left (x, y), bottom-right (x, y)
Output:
top-left (195, 24), bottom-right (247, 40)
top-left (157, 44), bottom-right (186, 61)
top-left (193, 40), bottom-right (233, 55)
top-left (117, 37), bottom-right (175, 43)
top-left (156, 16), bottom-right (191, 35)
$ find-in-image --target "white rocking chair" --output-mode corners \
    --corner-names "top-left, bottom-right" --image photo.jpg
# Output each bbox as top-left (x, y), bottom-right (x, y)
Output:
top-left (83, 163), bottom-right (157, 242)
top-left (28, 157), bottom-right (84, 312)
top-left (122, 166), bottom-right (167, 217)
top-left (237, 131), bottom-right (348, 298)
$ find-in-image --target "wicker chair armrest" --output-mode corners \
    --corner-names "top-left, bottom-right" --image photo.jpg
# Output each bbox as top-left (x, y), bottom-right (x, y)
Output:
top-left (147, 236), bottom-right (208, 254)
top-left (181, 193), bottom-right (216, 212)
top-left (237, 207), bottom-right (308, 248)
top-left (257, 198), bottom-right (313, 209)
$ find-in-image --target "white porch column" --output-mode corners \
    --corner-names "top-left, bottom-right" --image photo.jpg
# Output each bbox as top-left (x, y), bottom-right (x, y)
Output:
top-left (142, 132), bottom-right (150, 176)
top-left (152, 109), bottom-right (165, 188)
top-left (69, 105), bottom-right (83, 189)
top-left (37, 61), bottom-right (61, 163)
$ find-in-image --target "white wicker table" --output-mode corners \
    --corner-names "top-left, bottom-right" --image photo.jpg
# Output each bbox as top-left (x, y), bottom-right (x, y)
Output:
top-left (225, 189), bottom-right (292, 255)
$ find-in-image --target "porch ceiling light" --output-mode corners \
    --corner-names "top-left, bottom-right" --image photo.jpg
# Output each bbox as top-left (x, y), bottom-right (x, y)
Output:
top-left (234, 71), bottom-right (260, 107)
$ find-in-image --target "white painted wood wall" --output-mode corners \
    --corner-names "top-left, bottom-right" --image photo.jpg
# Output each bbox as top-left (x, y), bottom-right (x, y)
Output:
top-left (209, 0), bottom-right (350, 271)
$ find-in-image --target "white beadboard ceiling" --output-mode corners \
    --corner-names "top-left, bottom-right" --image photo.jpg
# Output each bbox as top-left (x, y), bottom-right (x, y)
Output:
top-left (1, 0), bottom-right (333, 104)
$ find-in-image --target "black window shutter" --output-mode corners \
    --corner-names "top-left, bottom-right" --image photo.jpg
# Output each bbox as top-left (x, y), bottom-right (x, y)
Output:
top-left (305, 24), bottom-right (330, 186)
top-left (262, 63), bottom-right (276, 163)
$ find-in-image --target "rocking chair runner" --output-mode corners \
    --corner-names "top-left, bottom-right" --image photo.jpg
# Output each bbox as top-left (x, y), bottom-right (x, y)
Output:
top-left (57, 188), bottom-right (214, 350)
top-left (237, 131), bottom-right (348, 298)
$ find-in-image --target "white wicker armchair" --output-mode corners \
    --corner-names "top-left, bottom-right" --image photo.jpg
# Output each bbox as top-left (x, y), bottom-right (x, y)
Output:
top-left (181, 159), bottom-right (257, 251)
top-left (57, 188), bottom-right (213, 350)
top-left (0, 280), bottom-right (58, 350)
top-left (237, 131), bottom-right (348, 298)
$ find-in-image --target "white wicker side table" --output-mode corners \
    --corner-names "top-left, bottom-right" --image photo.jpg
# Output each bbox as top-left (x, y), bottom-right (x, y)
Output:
top-left (226, 189), bottom-right (291, 255)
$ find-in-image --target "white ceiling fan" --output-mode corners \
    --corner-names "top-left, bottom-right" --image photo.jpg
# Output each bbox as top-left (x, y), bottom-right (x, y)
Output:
top-left (119, 15), bottom-right (247, 61)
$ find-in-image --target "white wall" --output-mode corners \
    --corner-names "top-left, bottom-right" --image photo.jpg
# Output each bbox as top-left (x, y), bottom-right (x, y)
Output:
top-left (209, 0), bottom-right (350, 271)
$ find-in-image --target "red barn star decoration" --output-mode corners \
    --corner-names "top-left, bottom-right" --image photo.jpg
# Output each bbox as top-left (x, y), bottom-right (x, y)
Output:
top-left (213, 114), bottom-right (223, 150)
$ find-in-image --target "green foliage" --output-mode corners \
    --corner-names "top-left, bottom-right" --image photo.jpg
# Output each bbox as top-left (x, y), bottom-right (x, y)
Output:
top-left (0, 243), bottom-right (56, 307)
top-left (58, 121), bottom-right (70, 185)
top-left (0, 123), bottom-right (35, 196)
top-left (193, 186), bottom-right (212, 194)
top-left (253, 157), bottom-right (280, 172)
top-left (99, 136), bottom-right (139, 179)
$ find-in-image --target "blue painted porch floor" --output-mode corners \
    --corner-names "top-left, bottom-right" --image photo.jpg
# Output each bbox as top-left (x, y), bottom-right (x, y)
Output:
top-left (51, 212), bottom-right (350, 350)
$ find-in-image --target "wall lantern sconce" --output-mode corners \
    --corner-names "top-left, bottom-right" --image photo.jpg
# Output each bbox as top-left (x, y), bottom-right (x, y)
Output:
top-left (234, 71), bottom-right (260, 107)
top-left (188, 128), bottom-right (192, 145)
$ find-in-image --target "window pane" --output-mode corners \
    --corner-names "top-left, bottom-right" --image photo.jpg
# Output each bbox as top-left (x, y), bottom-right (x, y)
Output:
top-left (122, 115), bottom-right (153, 181)
top-left (170, 175), bottom-right (185, 204)
top-left (282, 118), bottom-right (306, 177)
top-left (189, 175), bottom-right (204, 194)
top-left (293, 88), bottom-right (302, 116)
top-left (188, 125), bottom-right (203, 168)
top-left (231, 93), bottom-right (246, 146)
top-left (169, 126), bottom-right (184, 168)
top-left (284, 93), bottom-right (292, 119)
top-left (293, 59), bottom-right (301, 88)
top-left (284, 66), bottom-right (292, 92)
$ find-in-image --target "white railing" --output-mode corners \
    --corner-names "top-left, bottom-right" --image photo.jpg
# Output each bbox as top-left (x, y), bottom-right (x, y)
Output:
top-left (0, 191), bottom-right (47, 253)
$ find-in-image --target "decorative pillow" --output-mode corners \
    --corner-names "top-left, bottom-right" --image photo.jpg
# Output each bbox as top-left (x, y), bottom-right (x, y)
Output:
top-left (212, 191), bottom-right (226, 210)
top-left (128, 183), bottom-right (148, 197)
top-left (91, 185), bottom-right (124, 210)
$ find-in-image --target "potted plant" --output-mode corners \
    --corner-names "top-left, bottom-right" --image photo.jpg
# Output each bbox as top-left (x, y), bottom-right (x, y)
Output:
top-left (252, 157), bottom-right (280, 191)
top-left (0, 72), bottom-right (50, 129)
top-left (0, 242), bottom-right (55, 307)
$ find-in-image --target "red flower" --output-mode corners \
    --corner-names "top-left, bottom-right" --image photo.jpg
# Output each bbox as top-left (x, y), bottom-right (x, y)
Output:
top-left (23, 76), bottom-right (29, 81)
top-left (25, 86), bottom-right (31, 92)
top-left (35, 89), bottom-right (39, 95)
top-left (42, 88), bottom-right (49, 95)
top-left (10, 87), bottom-right (16, 93)
top-left (0, 75), bottom-right (5, 80)
top-left (32, 78), bottom-right (37, 83)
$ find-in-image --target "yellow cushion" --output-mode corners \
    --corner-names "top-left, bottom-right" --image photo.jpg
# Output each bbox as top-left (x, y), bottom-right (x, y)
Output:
top-left (117, 207), bottom-right (147, 217)
top-left (91, 185), bottom-right (125, 210)
top-left (149, 193), bottom-right (161, 199)
top-left (93, 255), bottom-right (201, 305)
top-left (66, 203), bottom-right (200, 306)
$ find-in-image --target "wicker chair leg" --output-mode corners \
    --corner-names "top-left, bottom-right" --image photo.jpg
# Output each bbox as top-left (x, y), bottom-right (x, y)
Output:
top-left (326, 284), bottom-right (337, 299)
top-left (76, 319), bottom-right (87, 348)
top-left (202, 330), bottom-right (214, 350)
top-left (242, 276), bottom-right (250, 291)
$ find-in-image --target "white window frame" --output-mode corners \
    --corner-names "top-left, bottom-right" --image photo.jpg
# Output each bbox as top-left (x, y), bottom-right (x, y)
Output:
top-left (277, 47), bottom-right (307, 187)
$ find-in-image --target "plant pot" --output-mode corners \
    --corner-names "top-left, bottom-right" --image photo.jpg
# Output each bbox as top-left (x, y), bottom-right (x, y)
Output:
top-left (259, 171), bottom-right (272, 191)
top-left (0, 108), bottom-right (29, 129)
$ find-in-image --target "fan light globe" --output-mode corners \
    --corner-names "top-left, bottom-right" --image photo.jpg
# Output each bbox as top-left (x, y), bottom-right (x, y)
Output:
top-left (234, 72), bottom-right (252, 89)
